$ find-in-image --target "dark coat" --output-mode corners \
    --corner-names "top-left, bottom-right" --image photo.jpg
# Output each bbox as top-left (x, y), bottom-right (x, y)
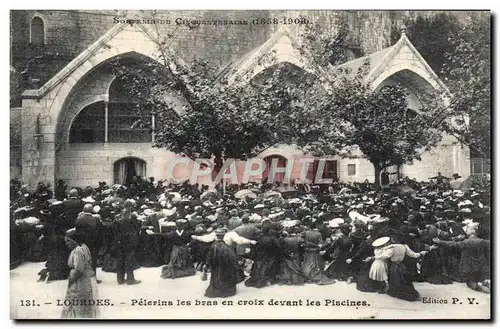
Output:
top-left (438, 236), bottom-right (490, 278)
top-left (63, 198), bottom-right (84, 227)
top-left (75, 212), bottom-right (102, 249)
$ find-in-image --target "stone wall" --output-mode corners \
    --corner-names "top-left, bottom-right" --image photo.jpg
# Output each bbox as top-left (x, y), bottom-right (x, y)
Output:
top-left (11, 10), bottom-right (400, 90)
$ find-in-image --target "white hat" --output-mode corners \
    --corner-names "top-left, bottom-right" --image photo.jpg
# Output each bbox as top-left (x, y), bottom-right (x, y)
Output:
top-left (143, 209), bottom-right (155, 216)
top-left (328, 218), bottom-right (345, 228)
top-left (372, 236), bottom-right (390, 247)
top-left (459, 200), bottom-right (474, 207)
top-left (82, 197), bottom-right (95, 203)
top-left (254, 204), bottom-right (265, 209)
top-left (282, 219), bottom-right (298, 228)
top-left (93, 205), bottom-right (101, 214)
top-left (162, 221), bottom-right (177, 227)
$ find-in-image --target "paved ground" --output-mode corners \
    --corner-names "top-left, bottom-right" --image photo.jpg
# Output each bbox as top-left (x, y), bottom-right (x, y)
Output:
top-left (10, 262), bottom-right (490, 320)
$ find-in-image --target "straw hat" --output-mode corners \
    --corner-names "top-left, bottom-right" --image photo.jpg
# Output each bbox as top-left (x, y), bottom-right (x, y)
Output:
top-left (372, 236), bottom-right (390, 247)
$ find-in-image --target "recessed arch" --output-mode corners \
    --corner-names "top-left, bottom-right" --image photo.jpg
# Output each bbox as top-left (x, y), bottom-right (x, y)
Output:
top-left (371, 68), bottom-right (440, 114)
top-left (55, 51), bottom-right (161, 146)
top-left (250, 61), bottom-right (311, 85)
top-left (371, 65), bottom-right (440, 94)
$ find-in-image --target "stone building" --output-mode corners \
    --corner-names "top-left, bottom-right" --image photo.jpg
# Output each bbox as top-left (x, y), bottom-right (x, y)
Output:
top-left (10, 10), bottom-right (470, 188)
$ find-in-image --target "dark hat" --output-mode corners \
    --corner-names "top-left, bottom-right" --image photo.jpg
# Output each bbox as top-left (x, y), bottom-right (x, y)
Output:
top-left (215, 228), bottom-right (227, 235)
top-left (350, 230), bottom-right (367, 240)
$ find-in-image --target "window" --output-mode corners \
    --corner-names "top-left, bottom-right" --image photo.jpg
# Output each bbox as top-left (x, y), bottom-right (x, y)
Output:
top-left (471, 158), bottom-right (490, 176)
top-left (107, 77), bottom-right (152, 143)
top-left (312, 159), bottom-right (338, 180)
top-left (69, 102), bottom-right (105, 143)
top-left (30, 16), bottom-right (45, 45)
top-left (347, 164), bottom-right (356, 176)
top-left (108, 103), bottom-right (152, 143)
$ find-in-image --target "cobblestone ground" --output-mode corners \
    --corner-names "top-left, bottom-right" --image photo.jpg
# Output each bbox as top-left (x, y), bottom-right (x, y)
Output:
top-left (10, 262), bottom-right (490, 320)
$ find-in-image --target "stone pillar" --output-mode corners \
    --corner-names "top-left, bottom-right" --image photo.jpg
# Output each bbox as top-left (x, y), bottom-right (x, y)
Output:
top-left (20, 99), bottom-right (57, 189)
top-left (453, 143), bottom-right (471, 178)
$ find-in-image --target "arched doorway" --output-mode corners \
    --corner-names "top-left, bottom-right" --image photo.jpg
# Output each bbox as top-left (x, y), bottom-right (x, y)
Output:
top-left (114, 157), bottom-right (147, 186)
top-left (262, 155), bottom-right (288, 184)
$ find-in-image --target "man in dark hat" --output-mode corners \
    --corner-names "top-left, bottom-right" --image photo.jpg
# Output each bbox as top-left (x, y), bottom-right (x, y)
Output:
top-left (75, 204), bottom-right (103, 283)
top-left (111, 209), bottom-right (142, 285)
top-left (63, 189), bottom-right (84, 229)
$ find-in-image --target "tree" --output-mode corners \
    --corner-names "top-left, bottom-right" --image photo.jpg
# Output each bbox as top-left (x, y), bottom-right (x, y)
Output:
top-left (110, 18), bottom-right (323, 180)
top-left (391, 12), bottom-right (461, 75)
top-left (440, 12), bottom-right (491, 159)
top-left (296, 20), bottom-right (447, 187)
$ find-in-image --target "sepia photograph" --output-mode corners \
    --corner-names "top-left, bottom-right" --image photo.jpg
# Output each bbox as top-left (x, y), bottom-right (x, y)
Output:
top-left (9, 9), bottom-right (491, 320)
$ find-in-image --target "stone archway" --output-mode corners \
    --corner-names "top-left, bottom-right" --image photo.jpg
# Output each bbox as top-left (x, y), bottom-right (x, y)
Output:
top-left (114, 157), bottom-right (147, 186)
top-left (262, 155), bottom-right (288, 184)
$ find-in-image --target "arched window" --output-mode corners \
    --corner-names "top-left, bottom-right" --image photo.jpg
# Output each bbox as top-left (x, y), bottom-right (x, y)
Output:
top-left (69, 102), bottom-right (105, 143)
top-left (30, 16), bottom-right (45, 45)
top-left (108, 77), bottom-right (152, 143)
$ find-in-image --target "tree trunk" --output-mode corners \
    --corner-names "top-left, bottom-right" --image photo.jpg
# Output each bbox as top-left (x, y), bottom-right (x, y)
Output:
top-left (373, 162), bottom-right (382, 190)
top-left (211, 155), bottom-right (223, 184)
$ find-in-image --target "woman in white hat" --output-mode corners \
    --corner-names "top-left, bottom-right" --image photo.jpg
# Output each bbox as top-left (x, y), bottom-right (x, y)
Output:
top-left (365, 237), bottom-right (392, 293)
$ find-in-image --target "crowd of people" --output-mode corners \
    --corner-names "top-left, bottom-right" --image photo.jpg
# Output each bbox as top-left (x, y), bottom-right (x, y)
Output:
top-left (10, 174), bottom-right (491, 318)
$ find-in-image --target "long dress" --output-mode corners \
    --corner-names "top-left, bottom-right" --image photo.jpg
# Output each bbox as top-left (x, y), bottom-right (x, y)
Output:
top-left (386, 244), bottom-right (422, 301)
top-left (369, 246), bottom-right (391, 281)
top-left (301, 230), bottom-right (335, 285)
top-left (324, 234), bottom-right (353, 280)
top-left (161, 230), bottom-right (196, 279)
top-left (136, 231), bottom-right (163, 267)
top-left (38, 213), bottom-right (71, 281)
top-left (44, 234), bottom-right (71, 281)
top-left (277, 235), bottom-right (305, 285)
top-left (61, 244), bottom-right (100, 319)
top-left (355, 238), bottom-right (385, 292)
top-left (204, 240), bottom-right (241, 298)
top-left (245, 234), bottom-right (282, 288)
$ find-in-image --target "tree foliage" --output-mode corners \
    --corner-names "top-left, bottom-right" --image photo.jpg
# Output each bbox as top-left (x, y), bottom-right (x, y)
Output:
top-left (440, 12), bottom-right (491, 158)
top-left (112, 11), bottom-right (482, 186)
top-left (302, 63), bottom-right (445, 186)
top-left (296, 20), bottom-right (447, 186)
top-left (110, 31), bottom-right (322, 171)
top-left (395, 12), bottom-right (491, 158)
